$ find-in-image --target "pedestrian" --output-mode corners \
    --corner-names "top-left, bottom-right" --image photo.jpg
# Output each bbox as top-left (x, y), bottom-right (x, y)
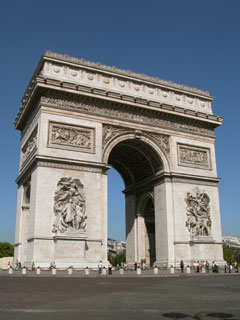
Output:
top-left (108, 263), bottom-right (112, 275)
top-left (212, 261), bottom-right (215, 273)
top-left (180, 260), bottom-right (184, 273)
top-left (224, 263), bottom-right (227, 273)
top-left (134, 262), bottom-right (137, 271)
top-left (32, 261), bottom-right (35, 270)
top-left (205, 260), bottom-right (209, 273)
top-left (98, 261), bottom-right (102, 275)
top-left (234, 261), bottom-right (238, 273)
top-left (196, 261), bottom-right (200, 273)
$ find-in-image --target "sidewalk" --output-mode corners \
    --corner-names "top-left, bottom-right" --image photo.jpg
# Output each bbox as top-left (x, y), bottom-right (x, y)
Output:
top-left (0, 267), bottom-right (238, 277)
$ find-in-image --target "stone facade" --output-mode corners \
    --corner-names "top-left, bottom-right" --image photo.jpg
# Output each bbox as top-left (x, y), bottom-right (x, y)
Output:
top-left (14, 52), bottom-right (224, 268)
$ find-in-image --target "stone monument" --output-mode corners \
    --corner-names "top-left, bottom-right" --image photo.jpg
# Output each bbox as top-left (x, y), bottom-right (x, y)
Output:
top-left (14, 51), bottom-right (224, 267)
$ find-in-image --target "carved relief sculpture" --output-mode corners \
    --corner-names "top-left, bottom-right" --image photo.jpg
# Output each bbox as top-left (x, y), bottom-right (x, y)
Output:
top-left (178, 144), bottom-right (211, 169)
top-left (148, 133), bottom-right (170, 157)
top-left (52, 177), bottom-right (87, 233)
top-left (185, 190), bottom-right (211, 237)
top-left (21, 128), bottom-right (37, 167)
top-left (49, 122), bottom-right (95, 153)
top-left (102, 125), bottom-right (129, 147)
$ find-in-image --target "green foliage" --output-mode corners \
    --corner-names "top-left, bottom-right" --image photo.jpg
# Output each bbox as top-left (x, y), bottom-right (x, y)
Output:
top-left (108, 250), bottom-right (126, 267)
top-left (223, 245), bottom-right (240, 263)
top-left (0, 242), bottom-right (14, 258)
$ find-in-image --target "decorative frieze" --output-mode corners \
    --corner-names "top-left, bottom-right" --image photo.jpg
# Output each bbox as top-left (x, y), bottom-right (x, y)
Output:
top-left (21, 127), bottom-right (38, 167)
top-left (52, 177), bottom-right (87, 233)
top-left (178, 144), bottom-right (211, 169)
top-left (48, 122), bottom-right (95, 153)
top-left (185, 190), bottom-right (212, 237)
top-left (41, 95), bottom-right (214, 137)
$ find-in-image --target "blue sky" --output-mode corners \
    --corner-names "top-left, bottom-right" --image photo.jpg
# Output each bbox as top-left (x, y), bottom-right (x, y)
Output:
top-left (0, 0), bottom-right (239, 243)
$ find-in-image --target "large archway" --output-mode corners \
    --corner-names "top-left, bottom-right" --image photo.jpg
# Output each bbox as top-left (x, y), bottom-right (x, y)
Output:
top-left (14, 52), bottom-right (224, 268)
top-left (106, 137), bottom-right (164, 266)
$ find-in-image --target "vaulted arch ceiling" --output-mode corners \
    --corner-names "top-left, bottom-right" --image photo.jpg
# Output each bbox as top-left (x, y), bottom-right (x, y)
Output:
top-left (108, 139), bottom-right (163, 187)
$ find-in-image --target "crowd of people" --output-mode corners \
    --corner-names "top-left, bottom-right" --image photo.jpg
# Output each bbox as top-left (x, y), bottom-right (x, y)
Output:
top-left (6, 259), bottom-right (239, 274)
top-left (179, 260), bottom-right (238, 273)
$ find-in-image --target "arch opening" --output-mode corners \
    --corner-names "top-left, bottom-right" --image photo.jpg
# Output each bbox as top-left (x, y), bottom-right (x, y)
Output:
top-left (107, 139), bottom-right (163, 187)
top-left (107, 138), bottom-right (163, 267)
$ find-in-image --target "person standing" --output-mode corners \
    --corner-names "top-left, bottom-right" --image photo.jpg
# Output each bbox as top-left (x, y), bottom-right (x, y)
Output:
top-left (98, 261), bottom-right (102, 275)
top-left (180, 260), bottom-right (184, 273)
top-left (108, 263), bottom-right (112, 275)
top-left (205, 260), bottom-right (209, 273)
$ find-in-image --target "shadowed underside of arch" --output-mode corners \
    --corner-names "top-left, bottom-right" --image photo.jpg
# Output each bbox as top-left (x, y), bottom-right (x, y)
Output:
top-left (108, 139), bottom-right (163, 187)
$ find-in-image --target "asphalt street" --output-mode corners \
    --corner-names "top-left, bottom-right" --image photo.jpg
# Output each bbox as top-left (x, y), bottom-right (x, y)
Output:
top-left (0, 273), bottom-right (239, 320)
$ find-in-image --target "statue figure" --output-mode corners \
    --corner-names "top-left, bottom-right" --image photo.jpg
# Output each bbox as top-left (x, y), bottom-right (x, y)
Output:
top-left (52, 177), bottom-right (87, 233)
top-left (185, 190), bottom-right (211, 237)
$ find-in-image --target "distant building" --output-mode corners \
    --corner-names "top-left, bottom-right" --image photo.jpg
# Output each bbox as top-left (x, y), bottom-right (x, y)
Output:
top-left (107, 238), bottom-right (126, 256)
top-left (223, 236), bottom-right (240, 248)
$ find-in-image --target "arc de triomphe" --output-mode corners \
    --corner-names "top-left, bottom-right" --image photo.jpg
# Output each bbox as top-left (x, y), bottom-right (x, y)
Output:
top-left (14, 52), bottom-right (224, 268)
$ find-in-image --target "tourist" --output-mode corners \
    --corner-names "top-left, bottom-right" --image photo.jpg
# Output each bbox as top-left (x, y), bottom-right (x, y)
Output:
top-left (180, 260), bottom-right (184, 273)
top-left (205, 260), bottom-right (209, 273)
top-left (234, 261), bottom-right (238, 273)
top-left (108, 263), bottom-right (112, 275)
top-left (196, 261), bottom-right (200, 273)
top-left (193, 261), bottom-right (197, 272)
top-left (224, 262), bottom-right (227, 273)
top-left (98, 261), bottom-right (102, 275)
top-left (212, 261), bottom-right (215, 273)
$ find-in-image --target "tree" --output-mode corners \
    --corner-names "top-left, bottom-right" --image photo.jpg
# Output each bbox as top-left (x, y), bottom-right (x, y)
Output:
top-left (223, 245), bottom-right (240, 263)
top-left (0, 242), bottom-right (14, 258)
top-left (107, 250), bottom-right (126, 267)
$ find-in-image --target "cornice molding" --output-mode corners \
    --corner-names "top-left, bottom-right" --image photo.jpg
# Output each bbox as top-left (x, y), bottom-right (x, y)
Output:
top-left (14, 52), bottom-right (223, 130)
top-left (43, 51), bottom-right (211, 97)
top-left (124, 172), bottom-right (220, 194)
top-left (16, 155), bottom-right (110, 185)
top-left (14, 79), bottom-right (222, 131)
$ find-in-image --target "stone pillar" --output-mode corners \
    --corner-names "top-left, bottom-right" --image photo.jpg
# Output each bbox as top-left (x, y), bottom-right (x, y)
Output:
top-left (14, 185), bottom-right (24, 262)
top-left (101, 172), bottom-right (108, 263)
top-left (125, 194), bottom-right (137, 264)
top-left (154, 181), bottom-right (175, 267)
top-left (136, 214), bottom-right (146, 263)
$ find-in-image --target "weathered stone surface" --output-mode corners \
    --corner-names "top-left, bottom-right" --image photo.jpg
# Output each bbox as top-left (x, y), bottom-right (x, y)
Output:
top-left (14, 52), bottom-right (224, 268)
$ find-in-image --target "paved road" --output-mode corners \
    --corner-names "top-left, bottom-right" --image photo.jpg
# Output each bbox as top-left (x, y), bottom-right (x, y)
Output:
top-left (0, 273), bottom-right (239, 320)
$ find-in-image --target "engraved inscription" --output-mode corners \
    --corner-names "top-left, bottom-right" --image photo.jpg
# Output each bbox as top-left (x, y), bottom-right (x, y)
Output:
top-left (49, 122), bottom-right (95, 153)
